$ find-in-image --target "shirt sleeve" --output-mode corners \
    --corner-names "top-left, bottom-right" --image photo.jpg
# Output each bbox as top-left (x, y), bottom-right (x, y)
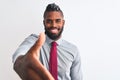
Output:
top-left (70, 47), bottom-right (83, 80)
top-left (12, 34), bottom-right (38, 63)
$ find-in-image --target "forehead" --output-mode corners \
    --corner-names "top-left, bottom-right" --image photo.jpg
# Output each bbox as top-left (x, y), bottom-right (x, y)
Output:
top-left (44, 11), bottom-right (63, 19)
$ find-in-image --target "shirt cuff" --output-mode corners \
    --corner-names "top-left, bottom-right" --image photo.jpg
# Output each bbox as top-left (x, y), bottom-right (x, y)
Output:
top-left (12, 52), bottom-right (25, 64)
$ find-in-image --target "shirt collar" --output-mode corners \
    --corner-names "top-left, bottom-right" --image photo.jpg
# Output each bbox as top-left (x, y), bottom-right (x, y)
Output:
top-left (45, 35), bottom-right (62, 46)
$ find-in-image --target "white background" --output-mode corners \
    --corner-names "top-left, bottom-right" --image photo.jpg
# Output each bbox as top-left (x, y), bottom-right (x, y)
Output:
top-left (0, 0), bottom-right (120, 80)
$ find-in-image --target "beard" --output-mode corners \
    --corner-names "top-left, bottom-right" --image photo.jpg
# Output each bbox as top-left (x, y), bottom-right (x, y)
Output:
top-left (45, 26), bottom-right (64, 40)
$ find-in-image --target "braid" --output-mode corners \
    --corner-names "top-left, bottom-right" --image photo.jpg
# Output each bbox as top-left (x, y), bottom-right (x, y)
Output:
top-left (44, 3), bottom-right (64, 18)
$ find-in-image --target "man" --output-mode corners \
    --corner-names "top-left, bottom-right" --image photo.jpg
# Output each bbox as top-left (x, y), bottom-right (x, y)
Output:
top-left (13, 3), bottom-right (83, 80)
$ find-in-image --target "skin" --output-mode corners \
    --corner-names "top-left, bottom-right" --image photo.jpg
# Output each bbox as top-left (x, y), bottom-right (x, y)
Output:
top-left (14, 11), bottom-right (65, 80)
top-left (44, 11), bottom-right (65, 40)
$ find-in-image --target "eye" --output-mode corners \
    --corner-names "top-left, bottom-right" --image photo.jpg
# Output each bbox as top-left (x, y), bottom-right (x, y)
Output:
top-left (46, 19), bottom-right (52, 24)
top-left (56, 19), bottom-right (61, 23)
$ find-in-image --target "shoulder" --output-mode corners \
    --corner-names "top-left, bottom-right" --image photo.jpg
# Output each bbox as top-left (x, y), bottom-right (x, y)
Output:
top-left (19, 34), bottom-right (39, 46)
top-left (27, 34), bottom-right (39, 39)
top-left (24, 34), bottom-right (39, 42)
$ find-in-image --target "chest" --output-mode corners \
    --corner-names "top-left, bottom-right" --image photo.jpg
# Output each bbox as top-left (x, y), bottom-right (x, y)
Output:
top-left (39, 45), bottom-right (74, 73)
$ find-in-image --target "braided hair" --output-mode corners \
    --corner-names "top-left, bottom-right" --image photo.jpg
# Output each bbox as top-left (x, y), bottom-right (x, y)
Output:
top-left (43, 3), bottom-right (64, 18)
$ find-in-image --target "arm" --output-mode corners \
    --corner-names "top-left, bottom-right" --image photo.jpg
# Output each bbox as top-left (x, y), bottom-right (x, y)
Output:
top-left (13, 33), bottom-right (54, 80)
top-left (70, 48), bottom-right (83, 80)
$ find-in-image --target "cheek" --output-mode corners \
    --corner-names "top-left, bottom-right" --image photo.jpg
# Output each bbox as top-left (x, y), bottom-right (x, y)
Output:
top-left (60, 22), bottom-right (64, 27)
top-left (44, 24), bottom-right (51, 28)
top-left (59, 24), bottom-right (64, 28)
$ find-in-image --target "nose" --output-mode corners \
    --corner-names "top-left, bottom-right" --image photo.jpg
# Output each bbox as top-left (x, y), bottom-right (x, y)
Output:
top-left (51, 21), bottom-right (57, 27)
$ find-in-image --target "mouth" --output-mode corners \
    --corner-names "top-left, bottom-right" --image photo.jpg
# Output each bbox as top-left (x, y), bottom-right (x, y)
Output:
top-left (50, 28), bottom-right (59, 34)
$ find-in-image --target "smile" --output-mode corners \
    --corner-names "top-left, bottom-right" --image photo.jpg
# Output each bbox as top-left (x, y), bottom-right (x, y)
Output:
top-left (50, 28), bottom-right (58, 33)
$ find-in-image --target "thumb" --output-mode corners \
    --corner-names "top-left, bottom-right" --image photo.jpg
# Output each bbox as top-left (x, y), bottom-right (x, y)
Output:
top-left (28, 32), bottom-right (46, 55)
top-left (33, 32), bottom-right (46, 52)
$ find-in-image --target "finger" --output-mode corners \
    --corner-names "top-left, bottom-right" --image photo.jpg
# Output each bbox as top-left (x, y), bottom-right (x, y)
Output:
top-left (30, 58), bottom-right (54, 80)
top-left (27, 68), bottom-right (42, 80)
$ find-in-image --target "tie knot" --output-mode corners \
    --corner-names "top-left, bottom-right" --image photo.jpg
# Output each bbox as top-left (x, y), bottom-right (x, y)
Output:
top-left (51, 42), bottom-right (57, 46)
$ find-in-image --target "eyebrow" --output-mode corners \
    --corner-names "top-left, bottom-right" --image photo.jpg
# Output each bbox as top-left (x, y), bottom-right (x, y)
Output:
top-left (46, 18), bottom-right (62, 20)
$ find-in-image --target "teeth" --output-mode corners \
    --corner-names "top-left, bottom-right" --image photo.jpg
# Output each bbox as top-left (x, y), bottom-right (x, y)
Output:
top-left (51, 29), bottom-right (58, 33)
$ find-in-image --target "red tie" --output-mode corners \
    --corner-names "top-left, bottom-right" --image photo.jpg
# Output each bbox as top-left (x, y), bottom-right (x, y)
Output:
top-left (49, 42), bottom-right (58, 80)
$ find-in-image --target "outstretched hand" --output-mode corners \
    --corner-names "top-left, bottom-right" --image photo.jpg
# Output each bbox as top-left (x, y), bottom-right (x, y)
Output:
top-left (14, 32), bottom-right (54, 80)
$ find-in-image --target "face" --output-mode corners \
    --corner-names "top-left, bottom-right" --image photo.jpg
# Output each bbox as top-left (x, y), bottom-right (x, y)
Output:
top-left (44, 11), bottom-right (65, 40)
